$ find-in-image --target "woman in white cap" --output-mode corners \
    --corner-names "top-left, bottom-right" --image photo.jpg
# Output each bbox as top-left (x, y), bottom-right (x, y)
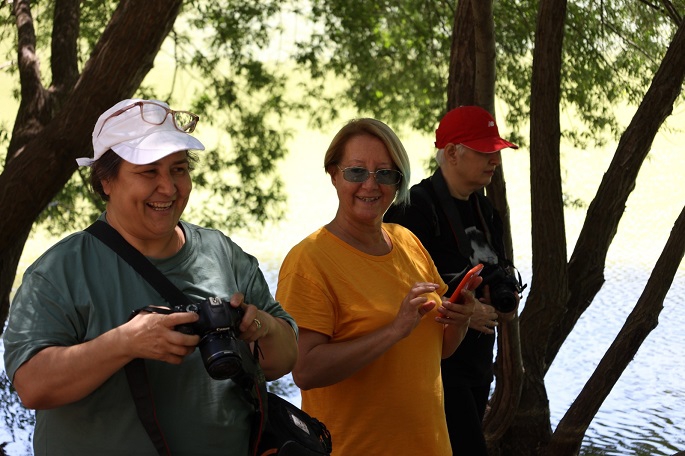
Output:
top-left (3, 99), bottom-right (298, 455)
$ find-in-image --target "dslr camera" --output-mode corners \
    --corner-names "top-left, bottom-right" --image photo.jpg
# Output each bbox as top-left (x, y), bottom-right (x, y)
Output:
top-left (479, 264), bottom-right (524, 313)
top-left (173, 297), bottom-right (249, 380)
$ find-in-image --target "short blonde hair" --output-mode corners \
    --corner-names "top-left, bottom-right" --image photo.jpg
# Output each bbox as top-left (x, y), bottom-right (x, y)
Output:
top-left (323, 118), bottom-right (411, 205)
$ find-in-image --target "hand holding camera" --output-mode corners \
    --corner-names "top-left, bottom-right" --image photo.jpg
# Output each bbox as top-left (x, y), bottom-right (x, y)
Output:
top-left (123, 310), bottom-right (200, 365)
top-left (172, 295), bottom-right (258, 380)
top-left (129, 293), bottom-right (270, 381)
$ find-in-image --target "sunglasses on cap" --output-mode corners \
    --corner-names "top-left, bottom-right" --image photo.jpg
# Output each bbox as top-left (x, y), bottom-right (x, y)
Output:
top-left (97, 101), bottom-right (199, 137)
top-left (337, 165), bottom-right (403, 186)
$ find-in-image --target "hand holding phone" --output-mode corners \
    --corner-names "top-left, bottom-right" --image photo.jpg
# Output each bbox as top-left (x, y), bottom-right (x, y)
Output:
top-left (448, 264), bottom-right (484, 303)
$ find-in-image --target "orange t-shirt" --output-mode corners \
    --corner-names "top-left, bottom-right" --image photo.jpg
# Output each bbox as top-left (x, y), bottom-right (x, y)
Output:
top-left (276, 224), bottom-right (451, 456)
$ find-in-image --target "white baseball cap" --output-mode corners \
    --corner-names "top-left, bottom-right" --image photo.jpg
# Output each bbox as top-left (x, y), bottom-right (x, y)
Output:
top-left (76, 98), bottom-right (205, 167)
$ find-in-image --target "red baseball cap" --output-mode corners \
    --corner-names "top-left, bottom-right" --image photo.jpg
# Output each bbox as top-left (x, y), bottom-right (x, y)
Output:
top-left (434, 106), bottom-right (518, 152)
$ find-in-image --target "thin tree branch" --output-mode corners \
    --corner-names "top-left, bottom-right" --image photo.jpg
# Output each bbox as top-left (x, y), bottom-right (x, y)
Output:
top-left (13, 0), bottom-right (42, 100)
top-left (545, 204), bottom-right (685, 455)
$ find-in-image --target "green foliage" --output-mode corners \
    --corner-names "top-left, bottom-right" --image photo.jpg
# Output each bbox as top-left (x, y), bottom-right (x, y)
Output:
top-left (498, 0), bottom-right (683, 149)
top-left (294, 0), bottom-right (683, 152)
top-left (3, 0), bottom-right (683, 236)
top-left (174, 0), bottom-right (298, 231)
top-left (2, 0), bottom-right (302, 235)
top-left (294, 0), bottom-right (453, 133)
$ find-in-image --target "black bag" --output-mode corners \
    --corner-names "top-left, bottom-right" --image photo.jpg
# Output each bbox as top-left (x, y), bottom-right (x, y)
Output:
top-left (257, 393), bottom-right (332, 456)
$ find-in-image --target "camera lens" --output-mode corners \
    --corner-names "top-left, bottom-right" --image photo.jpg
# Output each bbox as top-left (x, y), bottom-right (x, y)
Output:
top-left (206, 354), bottom-right (243, 380)
top-left (199, 333), bottom-right (244, 380)
top-left (493, 288), bottom-right (518, 313)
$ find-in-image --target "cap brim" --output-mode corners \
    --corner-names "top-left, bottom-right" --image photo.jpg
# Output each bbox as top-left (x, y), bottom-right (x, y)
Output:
top-left (111, 130), bottom-right (205, 165)
top-left (461, 137), bottom-right (519, 153)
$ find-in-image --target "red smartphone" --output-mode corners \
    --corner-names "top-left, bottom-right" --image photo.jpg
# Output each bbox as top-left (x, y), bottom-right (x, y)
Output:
top-left (448, 264), bottom-right (484, 303)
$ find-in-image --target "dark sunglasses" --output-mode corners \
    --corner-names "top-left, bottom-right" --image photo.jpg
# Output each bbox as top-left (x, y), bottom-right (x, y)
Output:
top-left (337, 165), bottom-right (403, 186)
top-left (97, 101), bottom-right (199, 137)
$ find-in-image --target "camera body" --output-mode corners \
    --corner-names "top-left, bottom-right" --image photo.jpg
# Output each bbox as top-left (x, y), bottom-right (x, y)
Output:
top-left (173, 297), bottom-right (247, 380)
top-left (479, 264), bottom-right (522, 313)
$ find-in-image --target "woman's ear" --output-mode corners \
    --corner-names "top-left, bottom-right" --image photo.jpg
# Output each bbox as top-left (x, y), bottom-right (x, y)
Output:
top-left (327, 164), bottom-right (338, 186)
top-left (101, 179), bottom-right (112, 196)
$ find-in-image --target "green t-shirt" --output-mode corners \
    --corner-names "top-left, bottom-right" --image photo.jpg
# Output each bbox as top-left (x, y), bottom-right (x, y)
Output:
top-left (3, 216), bottom-right (296, 456)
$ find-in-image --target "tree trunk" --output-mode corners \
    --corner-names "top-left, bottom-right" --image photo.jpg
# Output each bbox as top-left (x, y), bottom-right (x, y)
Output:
top-left (506, 0), bottom-right (568, 453)
top-left (483, 314), bottom-right (524, 452)
top-left (448, 0), bottom-right (475, 110)
top-left (449, 2), bottom-right (526, 452)
top-left (542, 17), bottom-right (685, 454)
top-left (0, 0), bottom-right (184, 331)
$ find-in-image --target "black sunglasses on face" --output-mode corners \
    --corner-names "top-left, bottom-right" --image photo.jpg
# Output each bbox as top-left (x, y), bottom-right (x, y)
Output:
top-left (337, 165), bottom-right (403, 186)
top-left (97, 101), bottom-right (199, 137)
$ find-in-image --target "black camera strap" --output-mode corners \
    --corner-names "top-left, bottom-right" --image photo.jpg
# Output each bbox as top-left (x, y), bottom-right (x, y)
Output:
top-left (85, 221), bottom-right (192, 307)
top-left (85, 220), bottom-right (267, 456)
top-left (429, 170), bottom-right (477, 260)
top-left (86, 220), bottom-right (184, 456)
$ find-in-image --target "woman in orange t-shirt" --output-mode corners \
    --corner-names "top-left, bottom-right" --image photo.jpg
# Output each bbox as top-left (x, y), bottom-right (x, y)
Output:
top-left (276, 118), bottom-right (479, 455)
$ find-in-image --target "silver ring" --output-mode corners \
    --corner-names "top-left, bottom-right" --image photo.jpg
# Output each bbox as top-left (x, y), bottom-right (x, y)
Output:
top-left (253, 318), bottom-right (262, 330)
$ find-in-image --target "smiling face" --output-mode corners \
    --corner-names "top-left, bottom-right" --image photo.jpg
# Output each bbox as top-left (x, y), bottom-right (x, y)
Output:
top-left (331, 134), bottom-right (399, 226)
top-left (101, 150), bottom-right (191, 253)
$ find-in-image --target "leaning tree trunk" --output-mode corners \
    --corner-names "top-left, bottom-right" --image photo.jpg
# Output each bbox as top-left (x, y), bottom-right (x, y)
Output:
top-left (549, 16), bottom-right (685, 369)
top-left (1, 0), bottom-right (78, 327)
top-left (544, 205), bottom-right (685, 454)
top-left (0, 0), bottom-right (185, 332)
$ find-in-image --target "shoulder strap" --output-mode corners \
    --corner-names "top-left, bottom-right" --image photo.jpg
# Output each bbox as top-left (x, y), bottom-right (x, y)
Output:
top-left (429, 171), bottom-right (474, 259)
top-left (86, 220), bottom-right (268, 456)
top-left (85, 220), bottom-right (190, 307)
top-left (85, 220), bottom-right (175, 456)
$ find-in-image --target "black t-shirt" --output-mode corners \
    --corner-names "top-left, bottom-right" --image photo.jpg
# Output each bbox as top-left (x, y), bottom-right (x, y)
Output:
top-left (384, 173), bottom-right (505, 387)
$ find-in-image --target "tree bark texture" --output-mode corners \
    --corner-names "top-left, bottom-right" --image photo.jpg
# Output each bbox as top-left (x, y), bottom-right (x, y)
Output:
top-left (448, 0), bottom-right (475, 110)
top-left (471, 0), bottom-right (496, 111)
top-left (0, 0), bottom-right (184, 332)
top-left (449, 1), bottom-right (525, 450)
top-left (508, 0), bottom-right (569, 453)
top-left (483, 314), bottom-right (525, 448)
